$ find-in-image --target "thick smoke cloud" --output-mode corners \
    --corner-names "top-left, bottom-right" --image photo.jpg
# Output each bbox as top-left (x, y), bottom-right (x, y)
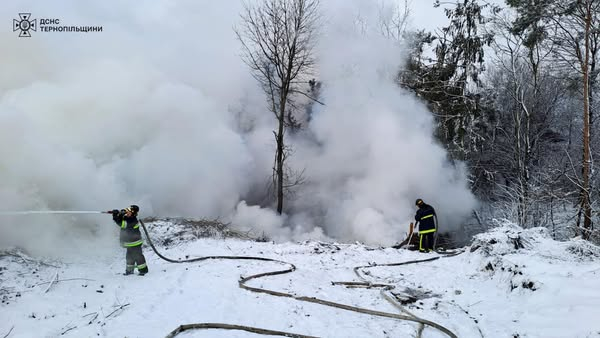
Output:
top-left (0, 0), bottom-right (476, 256)
top-left (286, 0), bottom-right (476, 244)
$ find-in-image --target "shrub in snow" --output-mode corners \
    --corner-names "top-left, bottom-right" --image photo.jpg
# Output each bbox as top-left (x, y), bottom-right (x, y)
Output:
top-left (141, 218), bottom-right (259, 248)
top-left (565, 239), bottom-right (600, 261)
top-left (469, 220), bottom-right (535, 256)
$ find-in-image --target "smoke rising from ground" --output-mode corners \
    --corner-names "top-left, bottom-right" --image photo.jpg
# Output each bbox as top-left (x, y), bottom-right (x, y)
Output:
top-left (0, 0), bottom-right (475, 256)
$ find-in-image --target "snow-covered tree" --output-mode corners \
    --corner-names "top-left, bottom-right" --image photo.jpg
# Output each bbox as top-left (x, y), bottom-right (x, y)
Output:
top-left (508, 0), bottom-right (600, 239)
top-left (399, 0), bottom-right (497, 160)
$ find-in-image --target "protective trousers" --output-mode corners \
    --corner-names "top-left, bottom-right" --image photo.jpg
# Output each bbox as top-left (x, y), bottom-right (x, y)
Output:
top-left (419, 232), bottom-right (435, 252)
top-left (125, 245), bottom-right (148, 274)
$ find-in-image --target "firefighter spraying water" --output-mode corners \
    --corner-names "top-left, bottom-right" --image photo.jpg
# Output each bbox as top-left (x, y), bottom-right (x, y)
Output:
top-left (0, 206), bottom-right (148, 275)
top-left (106, 205), bottom-right (148, 276)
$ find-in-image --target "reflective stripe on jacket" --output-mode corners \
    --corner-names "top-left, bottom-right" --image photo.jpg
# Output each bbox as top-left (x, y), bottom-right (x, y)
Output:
top-left (113, 212), bottom-right (143, 247)
top-left (415, 204), bottom-right (436, 233)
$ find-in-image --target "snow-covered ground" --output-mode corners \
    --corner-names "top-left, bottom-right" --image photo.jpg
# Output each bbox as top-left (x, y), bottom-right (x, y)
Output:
top-left (1, 221), bottom-right (599, 338)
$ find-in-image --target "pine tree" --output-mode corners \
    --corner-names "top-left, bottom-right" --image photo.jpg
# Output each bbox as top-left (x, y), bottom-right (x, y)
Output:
top-left (399, 0), bottom-right (497, 160)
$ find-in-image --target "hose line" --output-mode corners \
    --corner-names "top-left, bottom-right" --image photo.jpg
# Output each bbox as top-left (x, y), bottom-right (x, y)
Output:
top-left (138, 221), bottom-right (459, 338)
top-left (0, 211), bottom-right (460, 337)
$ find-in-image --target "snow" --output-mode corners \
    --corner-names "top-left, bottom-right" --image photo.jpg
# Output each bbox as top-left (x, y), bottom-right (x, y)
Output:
top-left (1, 221), bottom-right (599, 338)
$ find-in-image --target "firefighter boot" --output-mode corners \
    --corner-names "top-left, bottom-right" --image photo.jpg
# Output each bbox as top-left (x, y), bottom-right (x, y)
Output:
top-left (124, 265), bottom-right (134, 275)
top-left (138, 263), bottom-right (148, 276)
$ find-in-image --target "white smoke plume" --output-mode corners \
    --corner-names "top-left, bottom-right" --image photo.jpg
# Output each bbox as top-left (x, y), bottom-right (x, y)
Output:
top-left (0, 0), bottom-right (476, 256)
top-left (285, 0), bottom-right (476, 245)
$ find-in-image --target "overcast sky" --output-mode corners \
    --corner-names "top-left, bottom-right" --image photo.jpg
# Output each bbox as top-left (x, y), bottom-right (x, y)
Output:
top-left (409, 0), bottom-right (506, 31)
top-left (409, 0), bottom-right (449, 30)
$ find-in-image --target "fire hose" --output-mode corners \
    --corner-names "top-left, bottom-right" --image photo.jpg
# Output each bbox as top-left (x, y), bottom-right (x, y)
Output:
top-left (0, 210), bottom-right (459, 338)
top-left (136, 219), bottom-right (459, 338)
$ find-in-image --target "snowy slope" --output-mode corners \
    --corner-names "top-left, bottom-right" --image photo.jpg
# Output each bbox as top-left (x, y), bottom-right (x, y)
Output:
top-left (1, 221), bottom-right (599, 338)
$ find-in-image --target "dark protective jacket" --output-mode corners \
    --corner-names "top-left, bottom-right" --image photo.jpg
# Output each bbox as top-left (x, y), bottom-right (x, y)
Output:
top-left (112, 210), bottom-right (143, 247)
top-left (415, 203), bottom-right (436, 233)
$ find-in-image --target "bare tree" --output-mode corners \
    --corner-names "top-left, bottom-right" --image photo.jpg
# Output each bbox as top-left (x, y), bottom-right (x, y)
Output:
top-left (578, 1), bottom-right (598, 239)
top-left (509, 0), bottom-right (600, 239)
top-left (236, 0), bottom-right (319, 214)
top-left (548, 1), bottom-right (599, 239)
top-left (489, 12), bottom-right (557, 226)
top-left (379, 0), bottom-right (412, 41)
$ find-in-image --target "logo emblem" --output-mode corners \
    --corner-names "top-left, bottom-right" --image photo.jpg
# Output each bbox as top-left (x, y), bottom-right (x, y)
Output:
top-left (13, 13), bottom-right (37, 37)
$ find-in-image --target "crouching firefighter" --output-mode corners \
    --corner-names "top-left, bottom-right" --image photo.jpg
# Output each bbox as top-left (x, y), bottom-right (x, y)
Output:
top-left (414, 198), bottom-right (437, 253)
top-left (110, 205), bottom-right (148, 275)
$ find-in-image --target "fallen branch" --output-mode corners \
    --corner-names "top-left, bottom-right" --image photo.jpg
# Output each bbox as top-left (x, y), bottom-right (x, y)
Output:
top-left (446, 302), bottom-right (484, 338)
top-left (105, 303), bottom-right (130, 319)
top-left (60, 326), bottom-right (76, 336)
top-left (2, 326), bottom-right (14, 338)
top-left (0, 249), bottom-right (59, 268)
top-left (86, 313), bottom-right (98, 325)
top-left (33, 278), bottom-right (94, 287)
top-left (44, 271), bottom-right (59, 294)
top-left (331, 281), bottom-right (394, 289)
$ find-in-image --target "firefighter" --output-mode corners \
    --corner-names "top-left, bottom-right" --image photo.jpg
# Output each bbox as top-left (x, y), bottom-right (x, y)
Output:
top-left (414, 198), bottom-right (437, 252)
top-left (110, 205), bottom-right (148, 275)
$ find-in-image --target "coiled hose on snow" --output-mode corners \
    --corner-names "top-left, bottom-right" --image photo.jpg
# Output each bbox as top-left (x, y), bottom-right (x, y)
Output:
top-left (138, 221), bottom-right (459, 338)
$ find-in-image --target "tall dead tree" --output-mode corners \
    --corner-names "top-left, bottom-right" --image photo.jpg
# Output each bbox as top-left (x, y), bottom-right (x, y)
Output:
top-left (236, 0), bottom-right (318, 214)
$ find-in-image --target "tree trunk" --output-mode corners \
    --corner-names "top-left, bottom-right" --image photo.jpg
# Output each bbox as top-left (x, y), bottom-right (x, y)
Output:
top-left (581, 5), bottom-right (593, 239)
top-left (589, 22), bottom-right (598, 143)
top-left (276, 100), bottom-right (286, 214)
top-left (237, 0), bottom-right (317, 215)
top-left (514, 102), bottom-right (525, 225)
